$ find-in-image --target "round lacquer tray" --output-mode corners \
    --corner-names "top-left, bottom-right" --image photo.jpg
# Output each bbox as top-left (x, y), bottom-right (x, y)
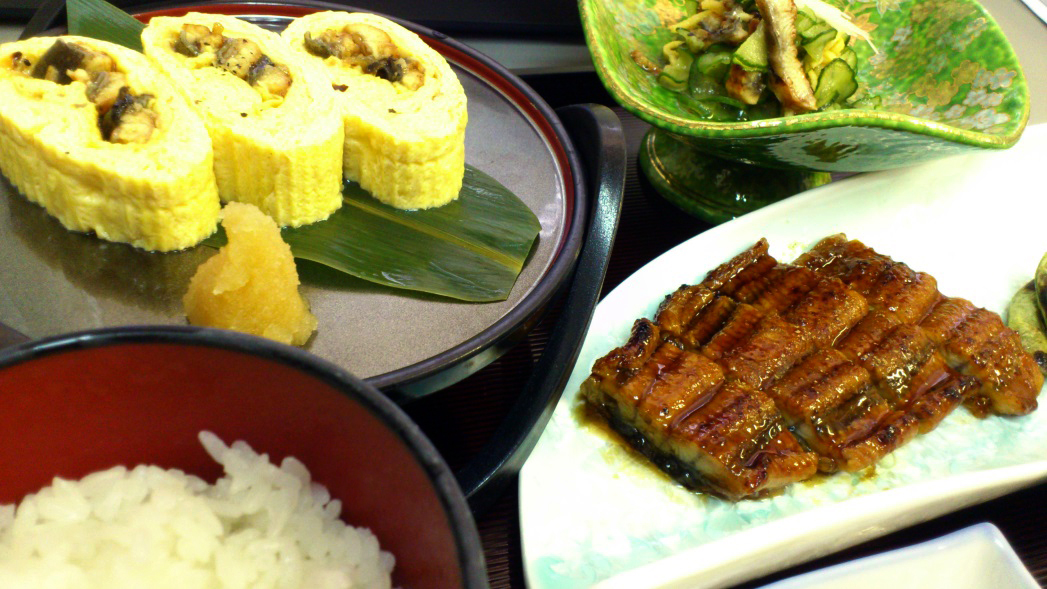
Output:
top-left (2, 1), bottom-right (588, 399)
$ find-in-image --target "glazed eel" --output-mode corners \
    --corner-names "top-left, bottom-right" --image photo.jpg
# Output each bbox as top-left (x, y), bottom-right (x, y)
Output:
top-left (581, 235), bottom-right (1043, 500)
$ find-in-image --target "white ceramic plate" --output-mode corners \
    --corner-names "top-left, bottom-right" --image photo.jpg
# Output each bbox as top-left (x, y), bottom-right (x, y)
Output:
top-left (1017, 0), bottom-right (1047, 26)
top-left (756, 523), bottom-right (1038, 589)
top-left (519, 124), bottom-right (1047, 589)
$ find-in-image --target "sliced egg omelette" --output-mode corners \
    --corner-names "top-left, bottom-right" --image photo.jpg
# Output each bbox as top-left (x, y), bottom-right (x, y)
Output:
top-left (0, 36), bottom-right (220, 252)
top-left (282, 11), bottom-right (467, 210)
top-left (142, 13), bottom-right (344, 227)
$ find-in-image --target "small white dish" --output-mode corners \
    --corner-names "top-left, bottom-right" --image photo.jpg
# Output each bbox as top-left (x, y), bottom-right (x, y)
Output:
top-left (1017, 0), bottom-right (1047, 26)
top-left (756, 523), bottom-right (1039, 589)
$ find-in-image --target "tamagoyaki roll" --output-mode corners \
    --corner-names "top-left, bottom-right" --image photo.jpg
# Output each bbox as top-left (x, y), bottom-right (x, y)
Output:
top-left (142, 13), bottom-right (344, 227)
top-left (0, 36), bottom-right (220, 252)
top-left (282, 11), bottom-right (467, 210)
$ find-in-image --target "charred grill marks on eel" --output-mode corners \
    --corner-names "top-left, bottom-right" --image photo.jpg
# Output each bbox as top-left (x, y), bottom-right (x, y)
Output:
top-left (582, 235), bottom-right (1043, 500)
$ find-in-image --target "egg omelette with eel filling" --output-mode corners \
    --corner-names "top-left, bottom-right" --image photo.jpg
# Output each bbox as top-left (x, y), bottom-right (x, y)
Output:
top-left (141, 13), bottom-right (343, 228)
top-left (0, 36), bottom-right (219, 252)
top-left (282, 11), bottom-right (467, 210)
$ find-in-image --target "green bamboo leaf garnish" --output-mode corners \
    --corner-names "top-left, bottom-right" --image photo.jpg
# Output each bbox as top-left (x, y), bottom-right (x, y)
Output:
top-left (67, 0), bottom-right (145, 52)
top-left (66, 0), bottom-right (542, 303)
top-left (206, 169), bottom-right (541, 302)
top-left (293, 169), bottom-right (539, 302)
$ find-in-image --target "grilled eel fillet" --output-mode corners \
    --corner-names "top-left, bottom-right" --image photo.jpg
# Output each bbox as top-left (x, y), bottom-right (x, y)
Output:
top-left (581, 235), bottom-right (1043, 500)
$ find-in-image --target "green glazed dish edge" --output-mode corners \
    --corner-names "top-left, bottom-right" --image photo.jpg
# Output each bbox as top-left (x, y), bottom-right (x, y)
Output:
top-left (579, 0), bottom-right (1031, 172)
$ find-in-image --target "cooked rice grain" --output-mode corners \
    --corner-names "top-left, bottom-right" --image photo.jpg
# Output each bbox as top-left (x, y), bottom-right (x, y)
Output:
top-left (0, 432), bottom-right (394, 589)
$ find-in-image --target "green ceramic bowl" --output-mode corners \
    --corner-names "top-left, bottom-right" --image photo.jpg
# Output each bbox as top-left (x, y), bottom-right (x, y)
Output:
top-left (581, 0), bottom-right (1030, 173)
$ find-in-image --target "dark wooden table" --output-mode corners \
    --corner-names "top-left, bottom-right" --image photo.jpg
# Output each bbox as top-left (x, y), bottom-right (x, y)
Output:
top-left (402, 71), bottom-right (1047, 589)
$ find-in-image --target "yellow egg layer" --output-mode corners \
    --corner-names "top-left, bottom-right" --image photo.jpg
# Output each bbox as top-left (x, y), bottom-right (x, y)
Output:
top-left (282, 11), bottom-right (467, 210)
top-left (0, 36), bottom-right (220, 252)
top-left (142, 13), bottom-right (344, 227)
top-left (184, 202), bottom-right (317, 346)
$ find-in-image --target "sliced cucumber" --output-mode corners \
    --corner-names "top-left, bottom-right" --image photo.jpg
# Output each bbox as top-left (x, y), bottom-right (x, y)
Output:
top-left (681, 31), bottom-right (706, 54)
top-left (840, 46), bottom-right (857, 70)
top-left (1036, 251), bottom-right (1047, 323)
top-left (689, 68), bottom-right (726, 97)
top-left (732, 20), bottom-right (768, 71)
top-left (698, 94), bottom-right (747, 109)
top-left (657, 42), bottom-right (694, 92)
top-left (1007, 280), bottom-right (1047, 376)
top-left (695, 45), bottom-right (733, 82)
top-left (677, 92), bottom-right (747, 121)
top-left (799, 22), bottom-right (833, 42)
top-left (794, 8), bottom-right (817, 36)
top-left (803, 29), bottom-right (838, 64)
top-left (848, 94), bottom-right (881, 108)
top-left (657, 68), bottom-right (690, 92)
top-left (813, 57), bottom-right (858, 107)
top-left (689, 52), bottom-right (743, 101)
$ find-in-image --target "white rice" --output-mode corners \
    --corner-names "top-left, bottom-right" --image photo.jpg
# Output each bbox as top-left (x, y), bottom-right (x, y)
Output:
top-left (0, 432), bottom-right (395, 589)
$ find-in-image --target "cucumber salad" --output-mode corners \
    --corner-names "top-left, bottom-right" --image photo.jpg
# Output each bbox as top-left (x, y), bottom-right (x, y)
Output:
top-left (643, 0), bottom-right (875, 121)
